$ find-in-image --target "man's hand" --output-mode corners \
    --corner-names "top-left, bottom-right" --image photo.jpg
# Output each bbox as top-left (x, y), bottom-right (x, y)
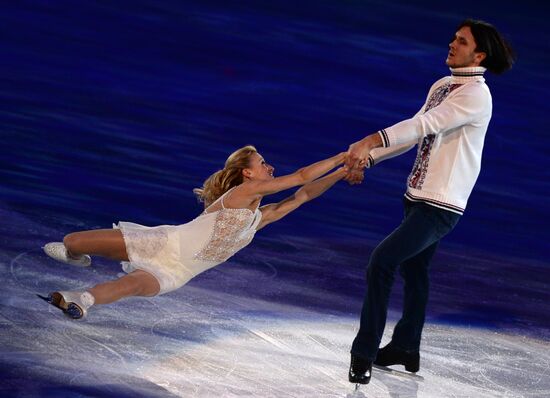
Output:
top-left (343, 132), bottom-right (384, 185)
top-left (345, 137), bottom-right (372, 171)
top-left (345, 133), bottom-right (383, 169)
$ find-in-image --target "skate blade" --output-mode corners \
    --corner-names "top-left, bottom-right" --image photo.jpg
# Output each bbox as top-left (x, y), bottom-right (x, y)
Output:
top-left (37, 293), bottom-right (52, 303)
top-left (39, 292), bottom-right (65, 306)
top-left (373, 364), bottom-right (424, 381)
top-left (37, 292), bottom-right (84, 319)
top-left (37, 292), bottom-right (69, 312)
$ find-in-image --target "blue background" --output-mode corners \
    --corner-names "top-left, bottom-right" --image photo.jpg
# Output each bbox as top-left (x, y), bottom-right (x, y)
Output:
top-left (1, 0), bottom-right (549, 341)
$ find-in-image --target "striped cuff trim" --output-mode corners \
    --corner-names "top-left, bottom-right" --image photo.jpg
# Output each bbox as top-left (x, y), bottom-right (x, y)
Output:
top-left (379, 129), bottom-right (390, 148)
top-left (367, 155), bottom-right (374, 168)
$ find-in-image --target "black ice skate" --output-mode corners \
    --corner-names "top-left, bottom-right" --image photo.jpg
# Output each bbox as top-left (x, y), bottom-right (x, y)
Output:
top-left (348, 353), bottom-right (372, 384)
top-left (374, 343), bottom-right (420, 373)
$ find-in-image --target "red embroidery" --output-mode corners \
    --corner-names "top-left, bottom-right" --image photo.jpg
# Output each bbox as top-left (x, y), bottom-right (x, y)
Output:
top-left (408, 83), bottom-right (461, 189)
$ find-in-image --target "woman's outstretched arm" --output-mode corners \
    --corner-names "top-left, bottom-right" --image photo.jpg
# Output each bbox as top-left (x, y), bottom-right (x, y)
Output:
top-left (256, 167), bottom-right (346, 230)
top-left (242, 152), bottom-right (346, 198)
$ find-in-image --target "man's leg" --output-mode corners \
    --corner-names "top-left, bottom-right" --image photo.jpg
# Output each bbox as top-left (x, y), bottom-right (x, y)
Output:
top-left (351, 201), bottom-right (459, 361)
top-left (391, 240), bottom-right (439, 352)
top-left (372, 241), bottom-right (439, 372)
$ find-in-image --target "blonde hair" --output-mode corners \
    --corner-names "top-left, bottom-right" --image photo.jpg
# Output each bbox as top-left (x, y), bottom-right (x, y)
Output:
top-left (193, 145), bottom-right (258, 207)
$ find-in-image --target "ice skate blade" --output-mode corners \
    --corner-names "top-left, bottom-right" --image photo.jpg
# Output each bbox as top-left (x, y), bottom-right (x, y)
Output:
top-left (37, 293), bottom-right (85, 319)
top-left (37, 293), bottom-right (54, 304)
top-left (348, 373), bottom-right (370, 384)
top-left (372, 364), bottom-right (424, 381)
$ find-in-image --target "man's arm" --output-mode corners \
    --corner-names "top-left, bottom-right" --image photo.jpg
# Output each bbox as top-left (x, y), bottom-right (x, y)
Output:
top-left (344, 84), bottom-right (490, 184)
top-left (367, 142), bottom-right (416, 168)
top-left (363, 105), bottom-right (425, 168)
top-left (382, 85), bottom-right (491, 147)
top-left (345, 132), bottom-right (384, 171)
top-left (343, 132), bottom-right (383, 184)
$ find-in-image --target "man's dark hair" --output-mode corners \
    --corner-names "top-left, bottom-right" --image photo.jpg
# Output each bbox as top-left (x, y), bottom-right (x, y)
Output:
top-left (458, 19), bottom-right (516, 74)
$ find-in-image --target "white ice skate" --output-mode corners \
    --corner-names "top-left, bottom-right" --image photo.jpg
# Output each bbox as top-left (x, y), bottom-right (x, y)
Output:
top-left (37, 291), bottom-right (95, 319)
top-left (43, 242), bottom-right (91, 267)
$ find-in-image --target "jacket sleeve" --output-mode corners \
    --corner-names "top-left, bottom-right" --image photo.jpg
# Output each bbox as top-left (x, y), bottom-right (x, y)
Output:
top-left (366, 140), bottom-right (415, 168)
top-left (379, 83), bottom-right (491, 148)
top-left (366, 103), bottom-right (426, 167)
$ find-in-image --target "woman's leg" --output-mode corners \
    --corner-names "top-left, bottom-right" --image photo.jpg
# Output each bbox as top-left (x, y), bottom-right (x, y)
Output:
top-left (63, 229), bottom-right (129, 261)
top-left (88, 270), bottom-right (161, 305)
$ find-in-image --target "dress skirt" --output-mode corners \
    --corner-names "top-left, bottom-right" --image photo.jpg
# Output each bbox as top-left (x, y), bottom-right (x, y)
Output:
top-left (113, 221), bottom-right (217, 295)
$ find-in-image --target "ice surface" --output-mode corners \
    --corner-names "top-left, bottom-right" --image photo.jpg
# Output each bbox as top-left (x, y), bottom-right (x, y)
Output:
top-left (1, 245), bottom-right (549, 397)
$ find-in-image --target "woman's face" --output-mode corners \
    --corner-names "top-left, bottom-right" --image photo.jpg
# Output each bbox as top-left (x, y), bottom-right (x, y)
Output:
top-left (244, 152), bottom-right (274, 180)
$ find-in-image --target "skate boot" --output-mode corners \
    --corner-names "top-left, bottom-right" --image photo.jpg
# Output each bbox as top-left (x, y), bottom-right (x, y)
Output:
top-left (374, 343), bottom-right (420, 372)
top-left (37, 291), bottom-right (95, 319)
top-left (348, 354), bottom-right (372, 384)
top-left (43, 242), bottom-right (91, 267)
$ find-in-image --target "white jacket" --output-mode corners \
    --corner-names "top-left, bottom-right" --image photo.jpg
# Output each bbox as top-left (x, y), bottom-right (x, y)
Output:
top-left (368, 67), bottom-right (492, 214)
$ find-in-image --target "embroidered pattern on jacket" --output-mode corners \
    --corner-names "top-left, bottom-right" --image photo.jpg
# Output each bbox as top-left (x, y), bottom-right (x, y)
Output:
top-left (408, 83), bottom-right (462, 189)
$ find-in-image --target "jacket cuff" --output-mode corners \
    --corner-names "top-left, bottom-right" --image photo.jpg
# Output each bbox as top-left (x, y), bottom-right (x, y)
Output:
top-left (379, 129), bottom-right (390, 148)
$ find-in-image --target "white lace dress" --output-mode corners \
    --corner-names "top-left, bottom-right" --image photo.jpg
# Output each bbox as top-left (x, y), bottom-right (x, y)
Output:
top-left (113, 188), bottom-right (262, 295)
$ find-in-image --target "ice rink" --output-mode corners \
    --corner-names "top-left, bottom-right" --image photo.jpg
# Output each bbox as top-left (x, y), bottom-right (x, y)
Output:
top-left (2, 207), bottom-right (548, 396)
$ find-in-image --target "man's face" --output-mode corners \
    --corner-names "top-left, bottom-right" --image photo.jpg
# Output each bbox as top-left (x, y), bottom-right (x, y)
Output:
top-left (446, 26), bottom-right (485, 68)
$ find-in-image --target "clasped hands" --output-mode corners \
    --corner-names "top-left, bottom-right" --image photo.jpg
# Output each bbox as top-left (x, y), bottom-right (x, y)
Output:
top-left (343, 135), bottom-right (376, 185)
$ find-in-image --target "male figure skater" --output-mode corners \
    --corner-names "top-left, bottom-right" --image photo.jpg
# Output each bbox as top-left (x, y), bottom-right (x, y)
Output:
top-left (345, 19), bottom-right (516, 384)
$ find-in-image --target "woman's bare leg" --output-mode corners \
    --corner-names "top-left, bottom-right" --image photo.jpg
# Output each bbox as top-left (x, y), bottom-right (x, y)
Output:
top-left (63, 229), bottom-right (129, 261)
top-left (88, 270), bottom-right (160, 305)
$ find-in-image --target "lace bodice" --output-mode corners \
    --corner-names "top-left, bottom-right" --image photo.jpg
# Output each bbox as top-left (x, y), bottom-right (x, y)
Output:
top-left (194, 208), bottom-right (260, 262)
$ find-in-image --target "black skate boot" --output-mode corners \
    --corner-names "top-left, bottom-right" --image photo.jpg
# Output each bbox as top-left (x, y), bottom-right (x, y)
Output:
top-left (348, 354), bottom-right (372, 384)
top-left (374, 343), bottom-right (420, 372)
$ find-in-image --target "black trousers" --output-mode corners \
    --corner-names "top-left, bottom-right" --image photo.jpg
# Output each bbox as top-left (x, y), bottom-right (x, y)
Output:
top-left (351, 198), bottom-right (461, 360)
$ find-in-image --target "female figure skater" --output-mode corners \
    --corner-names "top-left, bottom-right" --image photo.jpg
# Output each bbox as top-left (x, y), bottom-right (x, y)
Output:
top-left (40, 145), bottom-right (347, 319)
